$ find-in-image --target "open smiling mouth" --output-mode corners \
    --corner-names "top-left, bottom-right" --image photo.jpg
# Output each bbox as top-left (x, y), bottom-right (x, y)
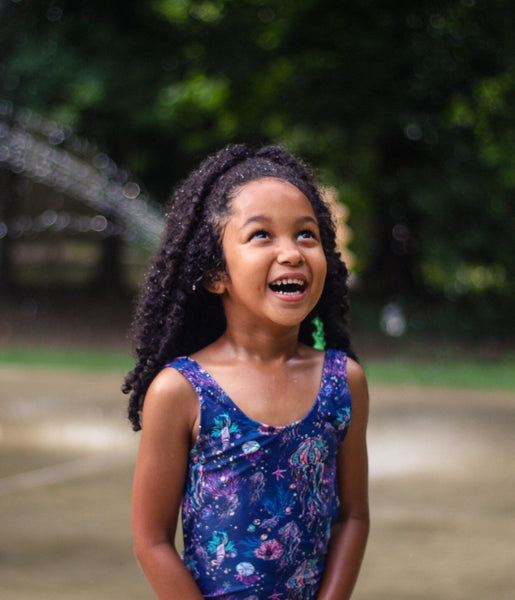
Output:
top-left (269, 278), bottom-right (307, 295)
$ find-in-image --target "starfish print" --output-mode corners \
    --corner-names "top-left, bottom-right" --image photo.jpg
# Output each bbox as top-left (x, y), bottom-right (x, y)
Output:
top-left (269, 593), bottom-right (283, 600)
top-left (272, 466), bottom-right (286, 480)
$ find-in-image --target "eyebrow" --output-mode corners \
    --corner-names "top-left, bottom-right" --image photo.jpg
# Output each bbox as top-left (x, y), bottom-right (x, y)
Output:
top-left (241, 215), bottom-right (318, 228)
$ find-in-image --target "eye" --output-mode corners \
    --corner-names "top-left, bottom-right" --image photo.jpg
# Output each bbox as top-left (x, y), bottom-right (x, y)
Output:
top-left (297, 229), bottom-right (318, 240)
top-left (249, 229), bottom-right (270, 241)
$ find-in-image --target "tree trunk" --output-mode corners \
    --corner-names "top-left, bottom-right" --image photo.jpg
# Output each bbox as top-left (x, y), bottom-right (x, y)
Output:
top-left (92, 234), bottom-right (124, 295)
top-left (0, 168), bottom-right (15, 291)
top-left (363, 131), bottom-right (424, 300)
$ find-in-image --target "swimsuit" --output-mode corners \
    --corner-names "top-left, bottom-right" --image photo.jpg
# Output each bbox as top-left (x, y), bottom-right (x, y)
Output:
top-left (166, 349), bottom-right (351, 599)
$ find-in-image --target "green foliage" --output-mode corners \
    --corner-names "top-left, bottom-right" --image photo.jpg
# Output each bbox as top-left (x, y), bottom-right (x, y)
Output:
top-left (1, 0), bottom-right (514, 330)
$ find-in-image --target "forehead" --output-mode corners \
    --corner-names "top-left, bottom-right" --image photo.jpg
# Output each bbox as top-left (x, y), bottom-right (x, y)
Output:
top-left (228, 177), bottom-right (315, 217)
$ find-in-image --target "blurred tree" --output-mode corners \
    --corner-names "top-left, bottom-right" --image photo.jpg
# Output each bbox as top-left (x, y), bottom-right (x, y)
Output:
top-left (1, 0), bottom-right (514, 328)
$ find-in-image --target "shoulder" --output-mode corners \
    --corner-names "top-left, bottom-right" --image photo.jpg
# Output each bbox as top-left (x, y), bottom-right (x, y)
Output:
top-left (140, 365), bottom-right (199, 436)
top-left (146, 363), bottom-right (198, 406)
top-left (345, 357), bottom-right (369, 422)
top-left (326, 349), bottom-right (366, 387)
top-left (345, 356), bottom-right (367, 388)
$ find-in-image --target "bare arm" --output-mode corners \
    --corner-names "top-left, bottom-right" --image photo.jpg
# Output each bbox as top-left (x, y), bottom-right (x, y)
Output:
top-left (316, 358), bottom-right (370, 600)
top-left (131, 368), bottom-right (204, 600)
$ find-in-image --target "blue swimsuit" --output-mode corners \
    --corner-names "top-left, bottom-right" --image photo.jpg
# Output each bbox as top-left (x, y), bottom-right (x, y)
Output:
top-left (166, 349), bottom-right (351, 600)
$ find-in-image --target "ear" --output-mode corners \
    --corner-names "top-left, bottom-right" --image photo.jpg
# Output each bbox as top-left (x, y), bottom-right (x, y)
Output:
top-left (203, 272), bottom-right (227, 295)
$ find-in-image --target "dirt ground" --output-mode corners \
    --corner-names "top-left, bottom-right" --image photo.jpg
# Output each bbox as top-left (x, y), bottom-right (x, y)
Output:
top-left (0, 365), bottom-right (513, 600)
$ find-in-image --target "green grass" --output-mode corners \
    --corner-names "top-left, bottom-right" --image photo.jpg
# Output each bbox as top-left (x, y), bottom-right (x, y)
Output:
top-left (0, 346), bottom-right (133, 372)
top-left (363, 356), bottom-right (515, 390)
top-left (1, 345), bottom-right (514, 390)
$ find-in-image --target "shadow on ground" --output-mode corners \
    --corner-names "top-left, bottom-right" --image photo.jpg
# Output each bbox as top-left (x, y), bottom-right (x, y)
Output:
top-left (0, 366), bottom-right (513, 599)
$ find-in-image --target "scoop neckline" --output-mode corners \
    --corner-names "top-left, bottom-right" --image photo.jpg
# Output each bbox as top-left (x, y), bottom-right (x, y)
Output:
top-left (182, 351), bottom-right (331, 430)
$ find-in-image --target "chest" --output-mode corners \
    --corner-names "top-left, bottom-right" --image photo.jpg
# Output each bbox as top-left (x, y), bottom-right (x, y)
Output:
top-left (207, 362), bottom-right (323, 427)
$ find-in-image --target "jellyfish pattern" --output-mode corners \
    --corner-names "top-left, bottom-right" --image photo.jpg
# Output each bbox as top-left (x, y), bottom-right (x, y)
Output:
top-left (166, 350), bottom-right (351, 599)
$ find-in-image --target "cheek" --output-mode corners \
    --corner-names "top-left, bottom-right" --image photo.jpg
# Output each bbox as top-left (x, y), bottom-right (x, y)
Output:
top-left (314, 257), bottom-right (328, 300)
top-left (316, 252), bottom-right (328, 283)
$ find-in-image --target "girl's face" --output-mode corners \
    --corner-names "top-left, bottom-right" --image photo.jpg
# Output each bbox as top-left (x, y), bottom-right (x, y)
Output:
top-left (213, 177), bottom-right (327, 333)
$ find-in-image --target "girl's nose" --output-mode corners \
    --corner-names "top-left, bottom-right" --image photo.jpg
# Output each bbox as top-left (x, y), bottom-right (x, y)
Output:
top-left (277, 240), bottom-right (304, 266)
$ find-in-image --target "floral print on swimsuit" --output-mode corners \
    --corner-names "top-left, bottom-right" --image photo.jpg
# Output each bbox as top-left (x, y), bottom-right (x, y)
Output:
top-left (166, 349), bottom-right (351, 600)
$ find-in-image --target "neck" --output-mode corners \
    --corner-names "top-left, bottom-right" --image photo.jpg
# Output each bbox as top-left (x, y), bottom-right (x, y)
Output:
top-left (215, 323), bottom-right (302, 364)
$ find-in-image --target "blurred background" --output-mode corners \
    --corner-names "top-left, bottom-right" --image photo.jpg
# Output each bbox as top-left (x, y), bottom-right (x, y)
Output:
top-left (0, 1), bottom-right (514, 599)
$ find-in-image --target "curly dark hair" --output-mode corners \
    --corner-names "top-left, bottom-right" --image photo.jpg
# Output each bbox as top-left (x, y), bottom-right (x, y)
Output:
top-left (123, 144), bottom-right (355, 430)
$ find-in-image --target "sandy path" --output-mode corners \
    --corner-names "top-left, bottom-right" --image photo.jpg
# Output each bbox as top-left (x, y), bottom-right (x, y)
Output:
top-left (0, 366), bottom-right (513, 599)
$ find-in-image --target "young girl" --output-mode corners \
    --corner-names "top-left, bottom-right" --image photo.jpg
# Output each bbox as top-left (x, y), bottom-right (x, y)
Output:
top-left (123, 144), bottom-right (369, 600)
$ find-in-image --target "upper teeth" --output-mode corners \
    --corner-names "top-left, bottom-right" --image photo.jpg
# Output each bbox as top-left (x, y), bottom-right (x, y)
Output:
top-left (274, 278), bottom-right (304, 286)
